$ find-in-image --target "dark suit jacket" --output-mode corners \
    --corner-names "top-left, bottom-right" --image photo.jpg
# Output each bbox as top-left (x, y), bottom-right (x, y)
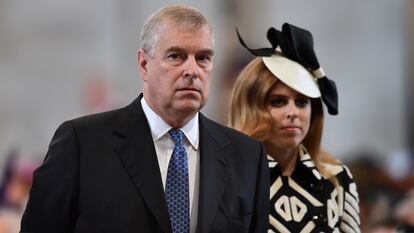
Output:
top-left (20, 96), bottom-right (269, 233)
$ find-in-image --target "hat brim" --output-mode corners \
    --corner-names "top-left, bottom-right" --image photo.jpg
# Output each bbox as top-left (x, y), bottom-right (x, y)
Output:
top-left (262, 54), bottom-right (321, 98)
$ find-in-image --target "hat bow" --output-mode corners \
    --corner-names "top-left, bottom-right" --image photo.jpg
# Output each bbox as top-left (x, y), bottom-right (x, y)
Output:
top-left (236, 23), bottom-right (338, 115)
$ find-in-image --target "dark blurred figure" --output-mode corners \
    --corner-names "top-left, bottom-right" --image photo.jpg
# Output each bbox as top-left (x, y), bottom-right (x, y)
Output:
top-left (395, 223), bottom-right (414, 233)
top-left (347, 149), bottom-right (414, 233)
top-left (0, 149), bottom-right (38, 233)
top-left (394, 189), bottom-right (414, 232)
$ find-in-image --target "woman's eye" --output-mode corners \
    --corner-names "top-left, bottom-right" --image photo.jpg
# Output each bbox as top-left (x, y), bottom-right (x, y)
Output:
top-left (295, 98), bottom-right (310, 108)
top-left (270, 98), bottom-right (286, 107)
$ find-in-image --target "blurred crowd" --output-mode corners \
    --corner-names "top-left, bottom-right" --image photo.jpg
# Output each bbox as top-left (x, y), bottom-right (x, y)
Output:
top-left (347, 149), bottom-right (414, 233)
top-left (0, 149), bottom-right (39, 233)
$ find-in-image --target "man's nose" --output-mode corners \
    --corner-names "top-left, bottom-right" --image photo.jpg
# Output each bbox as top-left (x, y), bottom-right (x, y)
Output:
top-left (183, 57), bottom-right (200, 79)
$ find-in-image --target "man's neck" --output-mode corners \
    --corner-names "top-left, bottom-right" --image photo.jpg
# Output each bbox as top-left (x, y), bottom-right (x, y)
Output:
top-left (142, 96), bottom-right (198, 128)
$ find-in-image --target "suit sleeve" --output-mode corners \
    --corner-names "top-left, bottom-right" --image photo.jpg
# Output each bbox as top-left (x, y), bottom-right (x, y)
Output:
top-left (249, 142), bottom-right (270, 233)
top-left (20, 121), bottom-right (79, 233)
top-left (339, 165), bottom-right (361, 233)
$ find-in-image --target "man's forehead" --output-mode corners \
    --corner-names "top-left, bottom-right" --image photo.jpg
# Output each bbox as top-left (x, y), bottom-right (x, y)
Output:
top-left (156, 25), bottom-right (214, 51)
top-left (158, 18), bottom-right (211, 33)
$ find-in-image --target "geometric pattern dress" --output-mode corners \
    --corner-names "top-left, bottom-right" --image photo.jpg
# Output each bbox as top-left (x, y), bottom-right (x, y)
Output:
top-left (268, 145), bottom-right (360, 233)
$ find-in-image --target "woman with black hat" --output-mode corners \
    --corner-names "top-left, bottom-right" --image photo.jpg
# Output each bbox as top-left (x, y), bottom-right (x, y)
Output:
top-left (229, 23), bottom-right (361, 233)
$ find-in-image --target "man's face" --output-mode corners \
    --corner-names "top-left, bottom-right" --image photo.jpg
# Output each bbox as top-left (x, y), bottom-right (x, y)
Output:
top-left (139, 22), bottom-right (214, 125)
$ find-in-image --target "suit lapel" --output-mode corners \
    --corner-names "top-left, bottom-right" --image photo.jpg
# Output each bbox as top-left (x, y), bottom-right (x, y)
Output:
top-left (196, 115), bottom-right (231, 233)
top-left (113, 96), bottom-right (172, 233)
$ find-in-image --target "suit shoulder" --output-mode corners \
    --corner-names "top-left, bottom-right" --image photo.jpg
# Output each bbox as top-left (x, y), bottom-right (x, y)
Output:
top-left (200, 115), bottom-right (262, 146)
top-left (54, 107), bottom-right (128, 136)
top-left (68, 107), bottom-right (124, 127)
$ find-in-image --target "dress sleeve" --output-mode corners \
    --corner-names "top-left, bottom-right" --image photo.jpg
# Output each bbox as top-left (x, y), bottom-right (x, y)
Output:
top-left (339, 164), bottom-right (361, 233)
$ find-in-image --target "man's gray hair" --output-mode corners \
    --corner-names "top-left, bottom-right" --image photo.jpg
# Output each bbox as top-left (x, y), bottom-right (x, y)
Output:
top-left (140, 4), bottom-right (214, 57)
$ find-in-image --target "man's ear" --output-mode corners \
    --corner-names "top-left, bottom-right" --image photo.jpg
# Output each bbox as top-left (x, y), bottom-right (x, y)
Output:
top-left (138, 49), bottom-right (149, 81)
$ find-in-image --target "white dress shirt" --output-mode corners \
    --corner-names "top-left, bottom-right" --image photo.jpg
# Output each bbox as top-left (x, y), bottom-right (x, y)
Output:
top-left (141, 97), bottom-right (200, 233)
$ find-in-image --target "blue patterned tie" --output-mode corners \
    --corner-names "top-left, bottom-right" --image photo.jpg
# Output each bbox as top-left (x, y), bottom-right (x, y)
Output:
top-left (166, 128), bottom-right (190, 233)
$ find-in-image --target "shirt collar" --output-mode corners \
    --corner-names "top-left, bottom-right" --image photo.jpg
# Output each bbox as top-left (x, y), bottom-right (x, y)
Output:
top-left (141, 97), bottom-right (199, 150)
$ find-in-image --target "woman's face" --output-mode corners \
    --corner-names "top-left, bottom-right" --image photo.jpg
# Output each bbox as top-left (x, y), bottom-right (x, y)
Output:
top-left (266, 81), bottom-right (312, 151)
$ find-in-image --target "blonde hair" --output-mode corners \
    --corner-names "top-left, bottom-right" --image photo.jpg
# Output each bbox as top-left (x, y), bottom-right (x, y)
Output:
top-left (229, 58), bottom-right (340, 184)
top-left (140, 4), bottom-right (214, 57)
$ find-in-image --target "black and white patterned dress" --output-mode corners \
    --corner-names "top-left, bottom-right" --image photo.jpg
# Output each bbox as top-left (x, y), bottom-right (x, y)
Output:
top-left (268, 146), bottom-right (360, 233)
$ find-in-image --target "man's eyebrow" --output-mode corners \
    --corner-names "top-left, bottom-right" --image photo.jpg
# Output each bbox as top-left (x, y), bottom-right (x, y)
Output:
top-left (165, 46), bottom-right (185, 52)
top-left (165, 46), bottom-right (214, 55)
top-left (199, 49), bottom-right (214, 56)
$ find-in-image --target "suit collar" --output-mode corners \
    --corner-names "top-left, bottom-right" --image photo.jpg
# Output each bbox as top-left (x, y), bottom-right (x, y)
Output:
top-left (196, 114), bottom-right (231, 233)
top-left (113, 94), bottom-right (172, 233)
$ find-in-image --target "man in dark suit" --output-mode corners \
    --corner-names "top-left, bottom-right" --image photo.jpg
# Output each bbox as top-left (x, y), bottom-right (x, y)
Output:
top-left (20, 4), bottom-right (269, 233)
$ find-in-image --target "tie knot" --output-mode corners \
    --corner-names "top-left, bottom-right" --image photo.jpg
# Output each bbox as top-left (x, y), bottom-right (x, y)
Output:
top-left (168, 128), bottom-right (184, 145)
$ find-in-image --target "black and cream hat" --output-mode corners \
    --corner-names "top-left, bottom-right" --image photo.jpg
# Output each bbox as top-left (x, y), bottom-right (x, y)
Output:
top-left (237, 23), bottom-right (339, 115)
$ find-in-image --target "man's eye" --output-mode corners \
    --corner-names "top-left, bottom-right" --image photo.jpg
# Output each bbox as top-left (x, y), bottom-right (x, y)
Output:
top-left (167, 53), bottom-right (181, 60)
top-left (295, 98), bottom-right (310, 108)
top-left (197, 54), bottom-right (211, 62)
top-left (270, 98), bottom-right (286, 107)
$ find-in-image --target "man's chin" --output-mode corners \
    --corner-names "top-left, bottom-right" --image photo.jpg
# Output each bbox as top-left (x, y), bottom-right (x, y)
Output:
top-left (174, 101), bottom-right (204, 113)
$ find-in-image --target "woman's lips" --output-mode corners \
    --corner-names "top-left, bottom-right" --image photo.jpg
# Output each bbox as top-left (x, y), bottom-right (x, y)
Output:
top-left (281, 126), bottom-right (301, 133)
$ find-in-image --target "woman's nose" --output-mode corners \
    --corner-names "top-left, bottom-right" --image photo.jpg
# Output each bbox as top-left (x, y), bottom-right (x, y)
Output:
top-left (286, 101), bottom-right (298, 120)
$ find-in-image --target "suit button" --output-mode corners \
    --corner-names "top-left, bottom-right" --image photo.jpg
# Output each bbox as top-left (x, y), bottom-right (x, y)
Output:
top-left (310, 181), bottom-right (324, 192)
top-left (312, 214), bottom-right (326, 225)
